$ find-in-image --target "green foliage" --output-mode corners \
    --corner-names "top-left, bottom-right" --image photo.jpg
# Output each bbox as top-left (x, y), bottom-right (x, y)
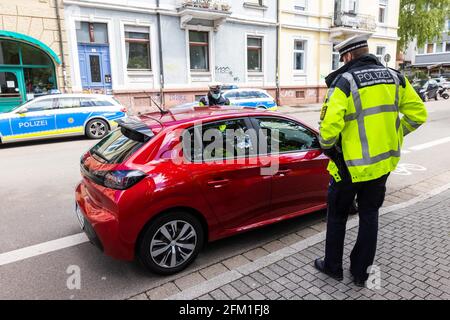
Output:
top-left (414, 70), bottom-right (429, 79)
top-left (398, 0), bottom-right (450, 50)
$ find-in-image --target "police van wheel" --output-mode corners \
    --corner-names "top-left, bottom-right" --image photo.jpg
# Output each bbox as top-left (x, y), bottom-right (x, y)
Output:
top-left (86, 119), bottom-right (109, 139)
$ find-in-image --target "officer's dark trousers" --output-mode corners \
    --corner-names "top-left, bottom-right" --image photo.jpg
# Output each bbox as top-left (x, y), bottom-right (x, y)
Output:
top-left (324, 173), bottom-right (389, 281)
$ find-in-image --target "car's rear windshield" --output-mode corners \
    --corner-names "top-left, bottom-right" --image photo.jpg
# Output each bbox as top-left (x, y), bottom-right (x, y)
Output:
top-left (90, 127), bottom-right (149, 164)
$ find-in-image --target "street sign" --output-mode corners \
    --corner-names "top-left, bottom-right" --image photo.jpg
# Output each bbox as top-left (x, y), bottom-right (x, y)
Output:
top-left (384, 53), bottom-right (391, 63)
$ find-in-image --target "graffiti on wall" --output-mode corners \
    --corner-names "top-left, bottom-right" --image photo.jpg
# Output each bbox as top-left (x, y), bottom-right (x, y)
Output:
top-left (280, 90), bottom-right (295, 98)
top-left (307, 89), bottom-right (317, 98)
top-left (215, 66), bottom-right (240, 82)
top-left (166, 94), bottom-right (188, 104)
top-left (280, 89), bottom-right (318, 99)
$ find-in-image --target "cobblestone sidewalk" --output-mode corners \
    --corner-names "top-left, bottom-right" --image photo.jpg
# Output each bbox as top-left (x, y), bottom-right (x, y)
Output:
top-left (173, 189), bottom-right (450, 300)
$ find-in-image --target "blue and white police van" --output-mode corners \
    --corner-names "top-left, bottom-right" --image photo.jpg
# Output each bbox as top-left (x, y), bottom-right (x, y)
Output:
top-left (223, 89), bottom-right (278, 110)
top-left (0, 94), bottom-right (127, 144)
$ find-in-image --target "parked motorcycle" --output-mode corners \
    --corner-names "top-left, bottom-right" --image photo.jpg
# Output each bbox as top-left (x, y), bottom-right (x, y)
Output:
top-left (414, 79), bottom-right (440, 102)
top-left (438, 87), bottom-right (449, 100)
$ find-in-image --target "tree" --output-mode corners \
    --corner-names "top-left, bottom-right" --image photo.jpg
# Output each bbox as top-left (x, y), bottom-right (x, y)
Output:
top-left (398, 0), bottom-right (450, 51)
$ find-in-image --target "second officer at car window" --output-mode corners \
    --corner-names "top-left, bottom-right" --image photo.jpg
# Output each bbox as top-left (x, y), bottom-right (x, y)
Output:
top-left (199, 83), bottom-right (231, 107)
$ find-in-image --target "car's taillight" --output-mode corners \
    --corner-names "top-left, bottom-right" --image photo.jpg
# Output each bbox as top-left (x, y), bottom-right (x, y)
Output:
top-left (81, 151), bottom-right (90, 162)
top-left (103, 170), bottom-right (146, 190)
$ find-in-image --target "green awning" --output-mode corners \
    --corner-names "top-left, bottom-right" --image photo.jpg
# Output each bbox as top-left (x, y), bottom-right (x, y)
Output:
top-left (0, 30), bottom-right (61, 65)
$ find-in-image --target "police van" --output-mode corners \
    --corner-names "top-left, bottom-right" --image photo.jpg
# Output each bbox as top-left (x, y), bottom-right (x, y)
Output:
top-left (222, 89), bottom-right (278, 110)
top-left (0, 94), bottom-right (127, 144)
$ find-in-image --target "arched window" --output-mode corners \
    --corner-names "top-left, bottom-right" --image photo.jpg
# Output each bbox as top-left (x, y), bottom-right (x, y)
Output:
top-left (0, 39), bottom-right (57, 110)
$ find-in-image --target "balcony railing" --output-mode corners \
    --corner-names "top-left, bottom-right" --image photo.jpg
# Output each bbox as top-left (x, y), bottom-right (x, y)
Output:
top-left (178, 0), bottom-right (232, 30)
top-left (180, 0), bottom-right (231, 12)
top-left (333, 12), bottom-right (377, 32)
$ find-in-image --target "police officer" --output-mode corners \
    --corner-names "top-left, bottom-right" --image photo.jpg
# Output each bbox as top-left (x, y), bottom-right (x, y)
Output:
top-left (199, 83), bottom-right (231, 106)
top-left (314, 34), bottom-right (427, 287)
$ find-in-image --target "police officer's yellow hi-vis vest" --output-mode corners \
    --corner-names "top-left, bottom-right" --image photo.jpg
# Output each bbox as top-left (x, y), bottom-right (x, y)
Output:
top-left (319, 65), bottom-right (427, 183)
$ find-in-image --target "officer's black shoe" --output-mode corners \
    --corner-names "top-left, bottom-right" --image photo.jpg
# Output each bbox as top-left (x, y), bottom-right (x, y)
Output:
top-left (353, 278), bottom-right (366, 288)
top-left (314, 259), bottom-right (343, 281)
top-left (350, 269), bottom-right (366, 288)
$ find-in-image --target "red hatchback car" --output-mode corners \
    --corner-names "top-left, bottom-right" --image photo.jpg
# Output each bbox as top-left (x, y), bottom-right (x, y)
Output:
top-left (75, 107), bottom-right (329, 274)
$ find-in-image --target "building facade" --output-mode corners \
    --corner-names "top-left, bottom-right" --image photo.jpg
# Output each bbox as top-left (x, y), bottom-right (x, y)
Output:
top-left (403, 18), bottom-right (450, 76)
top-left (278, 0), bottom-right (400, 106)
top-left (63, 0), bottom-right (278, 112)
top-left (61, 0), bottom-right (401, 112)
top-left (0, 0), bottom-right (71, 112)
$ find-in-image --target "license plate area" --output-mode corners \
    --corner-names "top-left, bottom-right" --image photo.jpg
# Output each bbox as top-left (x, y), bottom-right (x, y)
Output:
top-left (75, 204), bottom-right (86, 230)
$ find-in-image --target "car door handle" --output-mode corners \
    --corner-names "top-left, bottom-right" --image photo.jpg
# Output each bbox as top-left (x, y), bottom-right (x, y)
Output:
top-left (207, 179), bottom-right (230, 188)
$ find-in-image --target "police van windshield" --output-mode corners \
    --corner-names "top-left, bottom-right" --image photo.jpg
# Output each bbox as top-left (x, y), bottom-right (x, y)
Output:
top-left (10, 100), bottom-right (31, 112)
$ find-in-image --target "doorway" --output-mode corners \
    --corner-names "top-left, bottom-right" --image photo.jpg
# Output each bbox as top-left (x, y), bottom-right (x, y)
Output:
top-left (0, 68), bottom-right (25, 112)
top-left (78, 44), bottom-right (112, 93)
top-left (76, 21), bottom-right (112, 94)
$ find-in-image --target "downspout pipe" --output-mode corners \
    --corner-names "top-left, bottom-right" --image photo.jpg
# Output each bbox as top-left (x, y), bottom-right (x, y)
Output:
top-left (54, 0), bottom-right (68, 92)
top-left (156, 0), bottom-right (165, 107)
top-left (275, 0), bottom-right (280, 106)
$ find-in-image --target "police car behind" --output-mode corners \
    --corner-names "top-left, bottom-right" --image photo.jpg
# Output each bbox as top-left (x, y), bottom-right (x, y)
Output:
top-left (0, 94), bottom-right (127, 144)
top-left (223, 89), bottom-right (278, 110)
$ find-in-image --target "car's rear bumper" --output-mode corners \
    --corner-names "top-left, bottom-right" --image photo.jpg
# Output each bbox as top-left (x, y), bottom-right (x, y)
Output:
top-left (75, 182), bottom-right (134, 261)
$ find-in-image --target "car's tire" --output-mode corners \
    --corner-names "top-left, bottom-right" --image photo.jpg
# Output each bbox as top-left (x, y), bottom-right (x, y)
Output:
top-left (442, 93), bottom-right (449, 100)
top-left (257, 106), bottom-right (266, 109)
top-left (85, 118), bottom-right (109, 139)
top-left (138, 211), bottom-right (204, 275)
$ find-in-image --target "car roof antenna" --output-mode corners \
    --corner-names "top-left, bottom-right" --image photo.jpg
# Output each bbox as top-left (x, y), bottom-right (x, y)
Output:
top-left (147, 93), bottom-right (169, 115)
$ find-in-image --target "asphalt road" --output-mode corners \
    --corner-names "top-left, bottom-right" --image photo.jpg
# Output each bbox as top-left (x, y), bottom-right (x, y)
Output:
top-left (0, 99), bottom-right (449, 299)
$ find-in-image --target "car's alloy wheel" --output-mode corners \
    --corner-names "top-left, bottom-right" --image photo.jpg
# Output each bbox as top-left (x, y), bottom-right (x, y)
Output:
top-left (138, 212), bottom-right (204, 274)
top-left (150, 220), bottom-right (197, 269)
top-left (86, 119), bottom-right (108, 139)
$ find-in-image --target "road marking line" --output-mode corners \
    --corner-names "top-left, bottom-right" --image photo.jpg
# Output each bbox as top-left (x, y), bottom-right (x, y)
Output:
top-left (0, 233), bottom-right (88, 267)
top-left (409, 136), bottom-right (450, 151)
top-left (166, 182), bottom-right (450, 300)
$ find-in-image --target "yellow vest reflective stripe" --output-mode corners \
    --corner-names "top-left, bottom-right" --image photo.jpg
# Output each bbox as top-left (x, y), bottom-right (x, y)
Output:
top-left (341, 71), bottom-right (401, 168)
